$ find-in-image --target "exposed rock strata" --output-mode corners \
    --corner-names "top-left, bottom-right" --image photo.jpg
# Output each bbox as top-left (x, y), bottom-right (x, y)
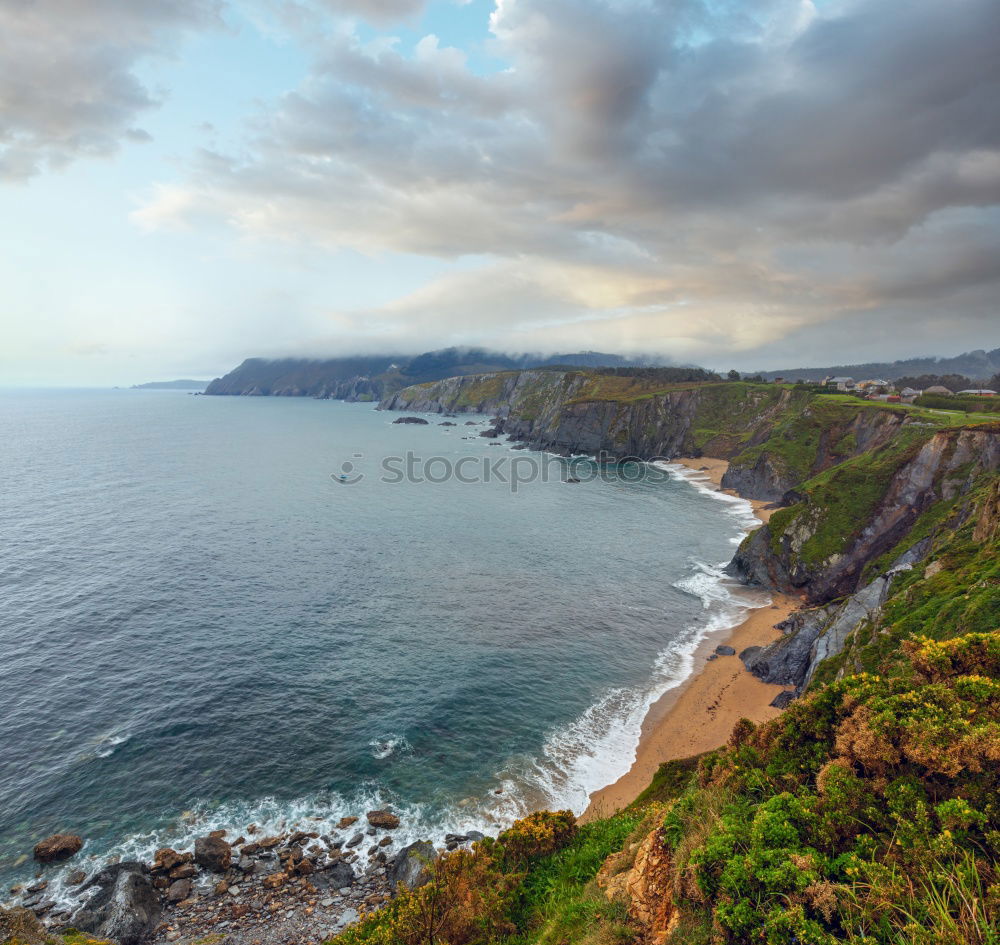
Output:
top-left (731, 428), bottom-right (1000, 602)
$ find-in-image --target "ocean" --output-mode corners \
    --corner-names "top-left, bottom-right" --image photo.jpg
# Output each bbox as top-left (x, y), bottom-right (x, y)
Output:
top-left (0, 388), bottom-right (766, 893)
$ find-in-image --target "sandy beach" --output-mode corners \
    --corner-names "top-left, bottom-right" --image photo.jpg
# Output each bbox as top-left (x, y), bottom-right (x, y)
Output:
top-left (581, 457), bottom-right (797, 821)
top-left (670, 455), bottom-right (779, 523)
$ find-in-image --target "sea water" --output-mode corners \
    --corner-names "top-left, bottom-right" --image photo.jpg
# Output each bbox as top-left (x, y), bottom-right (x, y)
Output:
top-left (0, 389), bottom-right (766, 891)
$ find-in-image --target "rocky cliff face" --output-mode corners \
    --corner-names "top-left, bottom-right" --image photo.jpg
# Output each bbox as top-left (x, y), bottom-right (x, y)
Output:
top-left (381, 372), bottom-right (808, 475)
top-left (731, 427), bottom-right (1000, 603)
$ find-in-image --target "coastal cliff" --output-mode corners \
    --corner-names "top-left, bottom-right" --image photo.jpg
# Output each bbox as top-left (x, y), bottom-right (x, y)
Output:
top-left (380, 371), bottom-right (917, 500)
top-left (202, 351), bottom-right (680, 401)
top-left (383, 371), bottom-right (1000, 695)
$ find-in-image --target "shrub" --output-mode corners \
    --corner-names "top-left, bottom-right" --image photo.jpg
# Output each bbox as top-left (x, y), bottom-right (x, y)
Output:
top-left (495, 810), bottom-right (578, 866)
top-left (336, 846), bottom-right (519, 945)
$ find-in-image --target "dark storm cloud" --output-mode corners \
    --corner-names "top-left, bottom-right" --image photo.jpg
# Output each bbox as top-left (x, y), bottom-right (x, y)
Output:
top-left (0, 0), bottom-right (221, 180)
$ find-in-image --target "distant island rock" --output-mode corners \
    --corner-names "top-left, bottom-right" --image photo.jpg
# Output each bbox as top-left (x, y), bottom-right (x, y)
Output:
top-left (130, 380), bottom-right (209, 390)
top-left (393, 416), bottom-right (429, 425)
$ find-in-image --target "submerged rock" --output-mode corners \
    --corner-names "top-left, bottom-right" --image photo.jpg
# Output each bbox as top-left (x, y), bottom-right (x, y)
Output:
top-left (71, 862), bottom-right (162, 945)
top-left (33, 833), bottom-right (83, 863)
top-left (392, 416), bottom-right (429, 425)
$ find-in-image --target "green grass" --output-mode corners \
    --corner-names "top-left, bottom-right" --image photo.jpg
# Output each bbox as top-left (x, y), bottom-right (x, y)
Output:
top-left (508, 813), bottom-right (645, 945)
top-left (628, 755), bottom-right (704, 809)
top-left (776, 427), bottom-right (932, 570)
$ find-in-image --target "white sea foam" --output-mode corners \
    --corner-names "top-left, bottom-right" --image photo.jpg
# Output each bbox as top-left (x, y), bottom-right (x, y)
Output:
top-left (369, 734), bottom-right (411, 760)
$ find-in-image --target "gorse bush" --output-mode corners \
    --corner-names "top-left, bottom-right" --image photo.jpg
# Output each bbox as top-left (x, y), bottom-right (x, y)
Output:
top-left (336, 845), bottom-right (520, 945)
top-left (334, 811), bottom-right (581, 945)
top-left (493, 810), bottom-right (577, 868)
top-left (663, 630), bottom-right (1000, 944)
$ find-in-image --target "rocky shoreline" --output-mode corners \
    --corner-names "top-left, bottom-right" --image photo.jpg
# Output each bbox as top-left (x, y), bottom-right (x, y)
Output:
top-left (5, 814), bottom-right (485, 945)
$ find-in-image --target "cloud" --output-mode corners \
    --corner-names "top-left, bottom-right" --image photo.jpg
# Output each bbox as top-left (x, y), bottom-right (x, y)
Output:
top-left (0, 0), bottom-right (221, 180)
top-left (314, 0), bottom-right (428, 25)
top-left (133, 0), bottom-right (1000, 361)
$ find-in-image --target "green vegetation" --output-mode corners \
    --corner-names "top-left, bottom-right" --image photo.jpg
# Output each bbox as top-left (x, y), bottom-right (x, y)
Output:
top-left (914, 394), bottom-right (1000, 413)
top-left (451, 373), bottom-right (511, 408)
top-left (333, 811), bottom-right (638, 945)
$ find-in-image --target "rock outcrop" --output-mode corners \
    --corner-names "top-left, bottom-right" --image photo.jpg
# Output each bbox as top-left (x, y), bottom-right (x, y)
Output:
top-left (389, 841), bottom-right (435, 891)
top-left (71, 863), bottom-right (163, 945)
top-left (597, 829), bottom-right (677, 944)
top-left (0, 906), bottom-right (48, 945)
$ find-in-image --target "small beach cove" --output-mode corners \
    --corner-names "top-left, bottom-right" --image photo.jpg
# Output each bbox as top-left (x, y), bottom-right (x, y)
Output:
top-left (582, 456), bottom-right (799, 821)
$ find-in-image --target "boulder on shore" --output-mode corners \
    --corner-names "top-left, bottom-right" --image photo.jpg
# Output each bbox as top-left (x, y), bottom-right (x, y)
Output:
top-left (152, 847), bottom-right (188, 872)
top-left (324, 859), bottom-right (355, 889)
top-left (194, 834), bottom-right (232, 872)
top-left (33, 833), bottom-right (83, 863)
top-left (71, 862), bottom-right (162, 945)
top-left (166, 878), bottom-right (192, 903)
top-left (389, 841), bottom-right (436, 891)
top-left (366, 810), bottom-right (401, 830)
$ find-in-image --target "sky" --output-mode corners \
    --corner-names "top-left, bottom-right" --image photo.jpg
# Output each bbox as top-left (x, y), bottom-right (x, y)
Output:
top-left (1, 0), bottom-right (998, 385)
